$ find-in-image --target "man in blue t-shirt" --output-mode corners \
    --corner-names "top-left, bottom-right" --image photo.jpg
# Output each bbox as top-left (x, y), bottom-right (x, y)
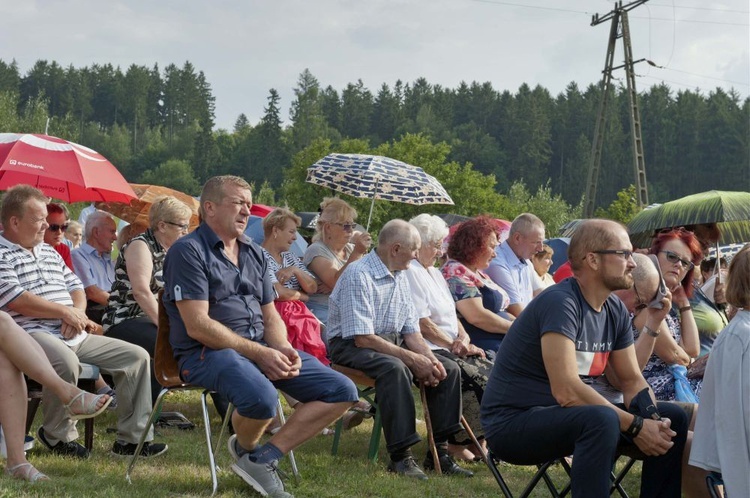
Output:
top-left (163, 176), bottom-right (358, 498)
top-left (480, 219), bottom-right (688, 498)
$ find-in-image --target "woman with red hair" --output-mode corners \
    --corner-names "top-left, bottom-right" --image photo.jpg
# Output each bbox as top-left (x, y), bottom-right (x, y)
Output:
top-left (441, 216), bottom-right (514, 356)
top-left (643, 228), bottom-right (703, 401)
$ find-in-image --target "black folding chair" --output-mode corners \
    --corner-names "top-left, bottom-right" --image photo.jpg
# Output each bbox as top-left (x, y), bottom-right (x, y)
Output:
top-left (484, 451), bottom-right (572, 498)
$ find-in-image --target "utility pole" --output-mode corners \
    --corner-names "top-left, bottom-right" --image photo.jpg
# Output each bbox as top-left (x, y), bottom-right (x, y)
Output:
top-left (583, 0), bottom-right (650, 218)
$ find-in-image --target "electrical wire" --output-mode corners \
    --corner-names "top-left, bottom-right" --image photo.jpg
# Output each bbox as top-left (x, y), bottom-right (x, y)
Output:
top-left (645, 61), bottom-right (749, 87)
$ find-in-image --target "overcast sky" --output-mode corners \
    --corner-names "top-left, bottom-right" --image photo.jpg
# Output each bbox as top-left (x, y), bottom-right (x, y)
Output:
top-left (1, 0), bottom-right (747, 131)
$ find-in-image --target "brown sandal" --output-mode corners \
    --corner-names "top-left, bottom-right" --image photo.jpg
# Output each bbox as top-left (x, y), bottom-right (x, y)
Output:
top-left (5, 462), bottom-right (50, 483)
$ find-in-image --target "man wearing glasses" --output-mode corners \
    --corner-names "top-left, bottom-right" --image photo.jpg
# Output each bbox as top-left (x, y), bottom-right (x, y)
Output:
top-left (481, 219), bottom-right (688, 497)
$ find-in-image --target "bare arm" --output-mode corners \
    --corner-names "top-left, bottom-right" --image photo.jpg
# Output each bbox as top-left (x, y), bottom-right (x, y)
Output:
top-left (84, 285), bottom-right (110, 305)
top-left (123, 240), bottom-right (158, 324)
top-left (5, 290), bottom-right (88, 328)
top-left (505, 302), bottom-right (524, 317)
top-left (455, 297), bottom-right (513, 334)
top-left (670, 287), bottom-right (700, 358)
top-left (542, 333), bottom-right (676, 455)
top-left (418, 317), bottom-right (455, 350)
top-left (308, 235), bottom-right (371, 291)
top-left (274, 283), bottom-right (309, 302)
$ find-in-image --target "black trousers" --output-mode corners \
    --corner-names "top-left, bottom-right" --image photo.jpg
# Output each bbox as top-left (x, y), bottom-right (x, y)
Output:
top-left (329, 335), bottom-right (463, 454)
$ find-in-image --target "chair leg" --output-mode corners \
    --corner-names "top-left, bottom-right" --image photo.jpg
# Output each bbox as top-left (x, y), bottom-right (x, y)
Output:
top-left (199, 391), bottom-right (220, 496)
top-left (610, 457), bottom-right (636, 497)
top-left (486, 450), bottom-right (516, 498)
top-left (418, 383), bottom-right (441, 475)
top-left (275, 396), bottom-right (299, 480)
top-left (126, 388), bottom-right (169, 484)
top-left (460, 415), bottom-right (487, 463)
top-left (212, 402), bottom-right (234, 467)
top-left (367, 408), bottom-right (382, 463)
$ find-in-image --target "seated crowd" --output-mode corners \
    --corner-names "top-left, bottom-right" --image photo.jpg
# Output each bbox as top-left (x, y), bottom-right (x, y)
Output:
top-left (0, 176), bottom-right (746, 498)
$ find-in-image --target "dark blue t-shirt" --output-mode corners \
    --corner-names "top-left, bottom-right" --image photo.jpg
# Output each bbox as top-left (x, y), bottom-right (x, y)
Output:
top-left (480, 278), bottom-right (633, 438)
top-left (162, 223), bottom-right (275, 358)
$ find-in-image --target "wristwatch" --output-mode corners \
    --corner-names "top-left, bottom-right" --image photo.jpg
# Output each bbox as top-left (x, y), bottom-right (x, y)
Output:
top-left (643, 325), bottom-right (659, 338)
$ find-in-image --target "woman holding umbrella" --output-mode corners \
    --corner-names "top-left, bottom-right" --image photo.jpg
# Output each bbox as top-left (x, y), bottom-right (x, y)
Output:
top-left (302, 197), bottom-right (372, 326)
top-left (101, 196), bottom-right (192, 404)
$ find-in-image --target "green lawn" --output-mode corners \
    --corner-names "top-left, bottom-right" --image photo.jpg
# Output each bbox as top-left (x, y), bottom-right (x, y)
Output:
top-left (7, 391), bottom-right (642, 497)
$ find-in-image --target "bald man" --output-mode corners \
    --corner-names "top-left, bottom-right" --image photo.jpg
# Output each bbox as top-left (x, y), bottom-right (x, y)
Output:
top-left (481, 219), bottom-right (688, 498)
top-left (327, 220), bottom-right (470, 480)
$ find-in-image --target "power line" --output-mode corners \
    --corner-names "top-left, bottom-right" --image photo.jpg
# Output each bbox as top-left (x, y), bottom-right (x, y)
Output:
top-left (646, 61), bottom-right (750, 87)
top-left (649, 3), bottom-right (749, 14)
top-left (471, 0), bottom-right (749, 25)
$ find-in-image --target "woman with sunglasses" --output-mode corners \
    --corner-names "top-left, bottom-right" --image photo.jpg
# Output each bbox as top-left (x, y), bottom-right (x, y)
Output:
top-left (302, 197), bottom-right (372, 326)
top-left (643, 228), bottom-right (703, 401)
top-left (45, 203), bottom-right (74, 270)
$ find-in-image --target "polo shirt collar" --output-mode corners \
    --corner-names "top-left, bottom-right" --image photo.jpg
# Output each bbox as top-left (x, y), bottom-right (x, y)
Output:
top-left (0, 233), bottom-right (44, 256)
top-left (195, 223), bottom-right (253, 250)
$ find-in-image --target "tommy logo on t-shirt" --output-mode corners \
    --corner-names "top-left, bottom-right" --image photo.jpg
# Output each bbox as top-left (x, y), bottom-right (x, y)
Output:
top-left (575, 340), bottom-right (613, 376)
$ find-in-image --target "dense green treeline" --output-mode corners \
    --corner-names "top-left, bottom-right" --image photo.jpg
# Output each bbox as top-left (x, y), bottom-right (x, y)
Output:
top-left (0, 60), bottom-right (748, 216)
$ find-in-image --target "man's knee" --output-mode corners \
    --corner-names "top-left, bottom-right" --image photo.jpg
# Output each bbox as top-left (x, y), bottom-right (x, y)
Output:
top-left (586, 405), bottom-right (621, 445)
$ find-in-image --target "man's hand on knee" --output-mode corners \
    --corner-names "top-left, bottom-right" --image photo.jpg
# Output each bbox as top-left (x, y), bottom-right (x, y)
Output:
top-left (255, 347), bottom-right (298, 381)
top-left (634, 418), bottom-right (676, 456)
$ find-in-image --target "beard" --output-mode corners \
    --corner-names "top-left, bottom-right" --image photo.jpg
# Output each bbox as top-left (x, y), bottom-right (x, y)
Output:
top-left (603, 272), bottom-right (633, 292)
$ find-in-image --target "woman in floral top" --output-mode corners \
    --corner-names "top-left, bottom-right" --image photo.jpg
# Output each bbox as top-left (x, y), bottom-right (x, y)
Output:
top-left (442, 216), bottom-right (514, 356)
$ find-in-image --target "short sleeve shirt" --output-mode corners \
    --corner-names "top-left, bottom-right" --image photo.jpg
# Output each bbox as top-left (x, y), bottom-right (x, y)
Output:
top-left (481, 278), bottom-right (633, 437)
top-left (0, 235), bottom-right (85, 343)
top-left (71, 242), bottom-right (114, 291)
top-left (162, 223), bottom-right (275, 357)
top-left (261, 249), bottom-right (313, 291)
top-left (404, 260), bottom-right (459, 349)
top-left (327, 251), bottom-right (419, 340)
top-left (485, 240), bottom-right (542, 307)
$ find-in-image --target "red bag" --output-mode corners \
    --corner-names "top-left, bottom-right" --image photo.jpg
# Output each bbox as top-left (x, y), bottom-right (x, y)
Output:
top-left (274, 300), bottom-right (330, 366)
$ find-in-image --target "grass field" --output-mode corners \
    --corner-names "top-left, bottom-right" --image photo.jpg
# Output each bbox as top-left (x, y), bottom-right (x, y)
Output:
top-left (5, 391), bottom-right (642, 497)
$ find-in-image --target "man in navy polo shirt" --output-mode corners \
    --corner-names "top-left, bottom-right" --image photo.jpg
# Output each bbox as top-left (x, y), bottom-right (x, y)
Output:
top-left (162, 175), bottom-right (358, 498)
top-left (481, 219), bottom-right (688, 498)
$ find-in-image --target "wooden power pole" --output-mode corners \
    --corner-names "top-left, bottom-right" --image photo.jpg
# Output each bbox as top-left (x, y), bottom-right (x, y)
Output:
top-left (583, 0), bottom-right (650, 218)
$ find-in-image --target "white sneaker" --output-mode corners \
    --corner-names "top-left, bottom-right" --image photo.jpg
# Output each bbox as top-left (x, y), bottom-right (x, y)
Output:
top-left (231, 454), bottom-right (293, 498)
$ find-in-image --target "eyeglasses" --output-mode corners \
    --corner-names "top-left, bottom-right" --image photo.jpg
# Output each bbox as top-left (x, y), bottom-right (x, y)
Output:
top-left (47, 223), bottom-right (70, 232)
top-left (660, 250), bottom-right (694, 271)
top-left (165, 221), bottom-right (190, 232)
top-left (589, 249), bottom-right (634, 259)
top-left (633, 282), bottom-right (647, 311)
top-left (333, 222), bottom-right (357, 232)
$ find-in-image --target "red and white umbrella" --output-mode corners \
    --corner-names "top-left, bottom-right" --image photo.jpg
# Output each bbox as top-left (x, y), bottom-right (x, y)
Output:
top-left (0, 133), bottom-right (136, 203)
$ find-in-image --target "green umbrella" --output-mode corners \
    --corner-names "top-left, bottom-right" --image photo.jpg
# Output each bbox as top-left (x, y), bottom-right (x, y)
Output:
top-left (628, 190), bottom-right (750, 248)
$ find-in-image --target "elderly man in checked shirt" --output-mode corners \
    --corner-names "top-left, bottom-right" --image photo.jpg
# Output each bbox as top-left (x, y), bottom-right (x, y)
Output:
top-left (327, 219), bottom-right (471, 480)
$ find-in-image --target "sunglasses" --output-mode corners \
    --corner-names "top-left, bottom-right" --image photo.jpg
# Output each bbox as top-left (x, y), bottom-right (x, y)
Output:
top-left (47, 223), bottom-right (70, 232)
top-left (333, 222), bottom-right (357, 232)
top-left (660, 250), bottom-right (695, 271)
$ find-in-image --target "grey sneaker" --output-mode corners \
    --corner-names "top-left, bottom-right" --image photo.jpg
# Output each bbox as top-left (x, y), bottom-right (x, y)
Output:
top-left (231, 454), bottom-right (293, 497)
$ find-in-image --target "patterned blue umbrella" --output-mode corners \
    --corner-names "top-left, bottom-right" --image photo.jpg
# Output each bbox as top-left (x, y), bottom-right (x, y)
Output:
top-left (306, 153), bottom-right (454, 230)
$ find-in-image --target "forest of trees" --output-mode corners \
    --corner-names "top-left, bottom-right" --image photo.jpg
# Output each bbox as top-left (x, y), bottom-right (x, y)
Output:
top-left (0, 59), bottom-right (748, 232)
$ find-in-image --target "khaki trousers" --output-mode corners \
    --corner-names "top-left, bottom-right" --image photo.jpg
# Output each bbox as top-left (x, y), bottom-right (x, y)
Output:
top-left (29, 332), bottom-right (153, 445)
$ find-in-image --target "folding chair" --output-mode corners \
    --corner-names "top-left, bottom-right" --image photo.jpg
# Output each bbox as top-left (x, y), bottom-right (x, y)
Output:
top-left (126, 290), bottom-right (233, 495)
top-left (26, 362), bottom-right (100, 451)
top-left (484, 451), bottom-right (572, 498)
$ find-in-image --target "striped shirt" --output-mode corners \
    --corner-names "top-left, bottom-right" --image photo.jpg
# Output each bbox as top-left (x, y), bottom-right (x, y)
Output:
top-left (327, 250), bottom-right (419, 340)
top-left (0, 235), bottom-right (85, 343)
top-left (261, 249), bottom-right (313, 291)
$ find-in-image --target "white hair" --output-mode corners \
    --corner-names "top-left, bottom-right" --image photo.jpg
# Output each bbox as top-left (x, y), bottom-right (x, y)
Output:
top-left (84, 210), bottom-right (115, 239)
top-left (408, 214), bottom-right (449, 245)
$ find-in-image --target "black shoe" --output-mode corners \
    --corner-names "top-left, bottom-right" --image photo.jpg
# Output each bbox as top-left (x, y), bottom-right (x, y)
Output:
top-left (37, 426), bottom-right (90, 459)
top-left (424, 453), bottom-right (474, 477)
top-left (111, 441), bottom-right (168, 458)
top-left (387, 456), bottom-right (428, 480)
